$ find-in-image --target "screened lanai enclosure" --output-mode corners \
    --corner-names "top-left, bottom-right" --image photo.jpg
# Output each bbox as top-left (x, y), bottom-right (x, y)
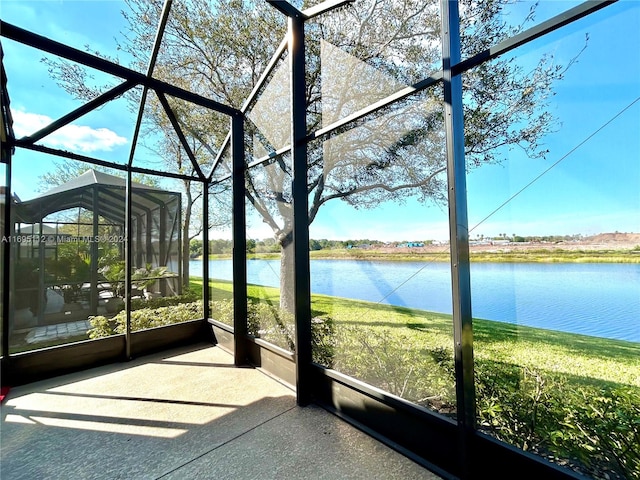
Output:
top-left (12, 169), bottom-right (181, 331)
top-left (1, 1), bottom-right (639, 480)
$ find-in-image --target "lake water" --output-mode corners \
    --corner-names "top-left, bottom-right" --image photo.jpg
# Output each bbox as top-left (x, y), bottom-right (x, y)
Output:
top-left (190, 259), bottom-right (640, 343)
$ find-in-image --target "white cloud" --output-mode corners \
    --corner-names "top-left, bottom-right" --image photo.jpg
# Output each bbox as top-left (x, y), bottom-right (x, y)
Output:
top-left (12, 110), bottom-right (127, 153)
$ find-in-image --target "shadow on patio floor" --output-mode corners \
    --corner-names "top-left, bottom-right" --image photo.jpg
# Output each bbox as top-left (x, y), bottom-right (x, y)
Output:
top-left (1, 343), bottom-right (441, 480)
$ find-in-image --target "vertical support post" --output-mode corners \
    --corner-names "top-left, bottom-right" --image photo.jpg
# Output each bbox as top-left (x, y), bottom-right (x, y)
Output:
top-left (202, 184), bottom-right (210, 322)
top-left (175, 195), bottom-right (182, 295)
top-left (125, 170), bottom-right (133, 360)
top-left (134, 214), bottom-right (142, 267)
top-left (90, 187), bottom-right (99, 315)
top-left (2, 161), bottom-right (12, 360)
top-left (37, 220), bottom-right (45, 323)
top-left (146, 213), bottom-right (153, 264)
top-left (441, 0), bottom-right (476, 476)
top-left (159, 202), bottom-right (167, 296)
top-left (289, 16), bottom-right (313, 406)
top-left (231, 114), bottom-right (248, 365)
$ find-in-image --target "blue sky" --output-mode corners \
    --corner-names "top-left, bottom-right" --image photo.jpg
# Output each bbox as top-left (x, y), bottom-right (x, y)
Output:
top-left (2, 0), bottom-right (639, 242)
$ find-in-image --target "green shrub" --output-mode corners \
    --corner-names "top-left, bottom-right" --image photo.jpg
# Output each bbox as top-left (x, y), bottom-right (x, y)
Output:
top-left (130, 292), bottom-right (200, 310)
top-left (129, 302), bottom-right (202, 331)
top-left (332, 326), bottom-right (456, 410)
top-left (475, 361), bottom-right (640, 480)
top-left (476, 361), bottom-right (563, 453)
top-left (209, 298), bottom-right (335, 365)
top-left (87, 314), bottom-right (116, 339)
top-left (557, 386), bottom-right (640, 479)
top-left (326, 327), bottom-right (639, 480)
top-left (247, 301), bottom-right (295, 351)
top-left (311, 316), bottom-right (335, 367)
top-left (209, 299), bottom-right (235, 326)
top-left (89, 301), bottom-right (202, 337)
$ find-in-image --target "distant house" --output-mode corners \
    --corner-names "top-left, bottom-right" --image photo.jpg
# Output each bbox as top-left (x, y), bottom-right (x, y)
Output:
top-left (397, 242), bottom-right (424, 248)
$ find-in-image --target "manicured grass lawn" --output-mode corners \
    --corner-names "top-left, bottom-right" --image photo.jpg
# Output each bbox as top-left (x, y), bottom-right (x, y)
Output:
top-left (197, 278), bottom-right (639, 387)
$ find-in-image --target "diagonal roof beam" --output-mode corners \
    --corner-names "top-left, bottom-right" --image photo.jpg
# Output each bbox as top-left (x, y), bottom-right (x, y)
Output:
top-left (147, 0), bottom-right (172, 76)
top-left (241, 36), bottom-right (288, 115)
top-left (208, 35), bottom-right (288, 181)
top-left (128, 0), bottom-right (173, 167)
top-left (0, 20), bottom-right (239, 117)
top-left (20, 79), bottom-right (137, 145)
top-left (267, 0), bottom-right (353, 19)
top-left (267, 1), bottom-right (303, 18)
top-left (15, 142), bottom-right (202, 182)
top-left (301, 0), bottom-right (355, 20)
top-left (156, 91), bottom-right (205, 180)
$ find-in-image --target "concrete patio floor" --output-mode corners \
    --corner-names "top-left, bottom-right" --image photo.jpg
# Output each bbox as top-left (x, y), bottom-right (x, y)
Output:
top-left (1, 343), bottom-right (443, 480)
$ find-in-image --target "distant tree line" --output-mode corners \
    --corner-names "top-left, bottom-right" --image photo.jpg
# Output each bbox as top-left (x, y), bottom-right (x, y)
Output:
top-left (473, 234), bottom-right (587, 243)
top-left (190, 234), bottom-right (593, 257)
top-left (189, 238), bottom-right (441, 256)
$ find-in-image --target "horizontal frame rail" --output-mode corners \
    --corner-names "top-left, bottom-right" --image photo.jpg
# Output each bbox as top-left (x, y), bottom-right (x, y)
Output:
top-left (0, 20), bottom-right (239, 117)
